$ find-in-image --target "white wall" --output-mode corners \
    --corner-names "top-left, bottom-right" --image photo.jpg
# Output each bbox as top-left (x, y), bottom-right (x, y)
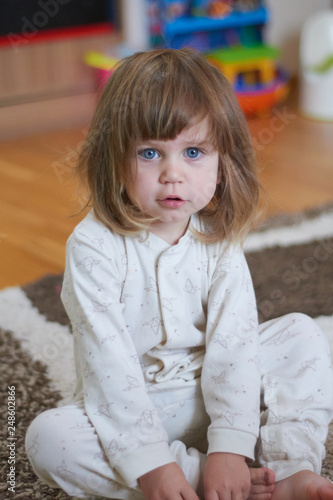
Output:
top-left (121, 0), bottom-right (150, 51)
top-left (264, 0), bottom-right (332, 75)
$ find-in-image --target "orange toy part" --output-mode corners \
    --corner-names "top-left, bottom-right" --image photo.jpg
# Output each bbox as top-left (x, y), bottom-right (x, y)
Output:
top-left (208, 1), bottom-right (232, 18)
top-left (236, 79), bottom-right (290, 116)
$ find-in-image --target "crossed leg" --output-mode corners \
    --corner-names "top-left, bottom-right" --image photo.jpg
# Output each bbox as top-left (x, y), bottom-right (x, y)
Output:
top-left (249, 313), bottom-right (333, 500)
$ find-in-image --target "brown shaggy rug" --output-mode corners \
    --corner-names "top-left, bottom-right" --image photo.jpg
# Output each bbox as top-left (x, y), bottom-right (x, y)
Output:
top-left (1, 204), bottom-right (333, 499)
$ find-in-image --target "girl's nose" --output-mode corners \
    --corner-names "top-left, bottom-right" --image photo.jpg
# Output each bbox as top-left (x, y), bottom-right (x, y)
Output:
top-left (159, 157), bottom-right (183, 183)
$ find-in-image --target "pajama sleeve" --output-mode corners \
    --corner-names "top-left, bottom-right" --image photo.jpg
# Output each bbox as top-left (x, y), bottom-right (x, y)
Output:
top-left (61, 223), bottom-right (175, 485)
top-left (202, 245), bottom-right (261, 461)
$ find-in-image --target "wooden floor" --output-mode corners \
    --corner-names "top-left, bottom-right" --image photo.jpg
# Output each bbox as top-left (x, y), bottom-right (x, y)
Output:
top-left (1, 85), bottom-right (333, 288)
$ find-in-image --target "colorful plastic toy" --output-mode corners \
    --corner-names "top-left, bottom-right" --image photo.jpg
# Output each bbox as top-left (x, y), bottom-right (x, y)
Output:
top-left (207, 45), bottom-right (289, 115)
top-left (153, 4), bottom-right (267, 50)
top-left (234, 69), bottom-right (290, 116)
top-left (162, 0), bottom-right (191, 19)
top-left (84, 51), bottom-right (118, 88)
top-left (207, 45), bottom-right (279, 85)
top-left (208, 1), bottom-right (232, 18)
top-left (148, 0), bottom-right (289, 115)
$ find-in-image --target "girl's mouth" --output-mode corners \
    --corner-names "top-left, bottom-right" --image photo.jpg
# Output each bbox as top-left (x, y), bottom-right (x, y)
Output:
top-left (159, 196), bottom-right (186, 208)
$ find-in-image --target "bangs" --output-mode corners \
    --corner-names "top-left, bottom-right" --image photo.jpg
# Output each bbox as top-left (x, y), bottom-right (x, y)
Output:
top-left (108, 49), bottom-right (230, 150)
top-left (128, 64), bottom-right (208, 142)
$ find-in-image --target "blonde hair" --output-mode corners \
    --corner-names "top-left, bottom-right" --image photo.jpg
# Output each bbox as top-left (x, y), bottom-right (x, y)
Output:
top-left (77, 47), bottom-right (260, 244)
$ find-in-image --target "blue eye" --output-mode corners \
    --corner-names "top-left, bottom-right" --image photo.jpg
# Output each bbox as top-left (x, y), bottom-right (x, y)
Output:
top-left (139, 149), bottom-right (159, 160)
top-left (186, 148), bottom-right (201, 159)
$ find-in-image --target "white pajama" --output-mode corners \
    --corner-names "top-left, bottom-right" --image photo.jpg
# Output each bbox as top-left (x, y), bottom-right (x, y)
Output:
top-left (25, 211), bottom-right (333, 498)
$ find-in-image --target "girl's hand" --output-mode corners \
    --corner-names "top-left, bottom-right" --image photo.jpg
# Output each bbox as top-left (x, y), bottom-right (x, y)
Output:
top-left (139, 462), bottom-right (199, 500)
top-left (204, 452), bottom-right (251, 500)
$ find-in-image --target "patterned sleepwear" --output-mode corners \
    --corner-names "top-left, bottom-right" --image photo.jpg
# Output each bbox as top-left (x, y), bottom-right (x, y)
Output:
top-left (25, 211), bottom-right (333, 499)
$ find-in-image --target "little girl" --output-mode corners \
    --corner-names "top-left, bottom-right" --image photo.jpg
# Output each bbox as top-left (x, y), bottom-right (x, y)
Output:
top-left (26, 48), bottom-right (333, 500)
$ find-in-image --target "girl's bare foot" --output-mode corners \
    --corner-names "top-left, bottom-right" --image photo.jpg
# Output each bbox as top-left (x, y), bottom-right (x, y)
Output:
top-left (249, 467), bottom-right (275, 499)
top-left (271, 470), bottom-right (333, 500)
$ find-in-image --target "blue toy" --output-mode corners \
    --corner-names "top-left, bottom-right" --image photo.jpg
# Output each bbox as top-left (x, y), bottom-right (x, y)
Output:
top-left (149, 0), bottom-right (267, 50)
top-left (160, 0), bottom-right (191, 20)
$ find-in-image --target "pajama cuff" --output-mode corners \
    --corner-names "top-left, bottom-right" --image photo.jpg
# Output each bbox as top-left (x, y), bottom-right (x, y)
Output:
top-left (207, 428), bottom-right (257, 461)
top-left (115, 441), bottom-right (176, 486)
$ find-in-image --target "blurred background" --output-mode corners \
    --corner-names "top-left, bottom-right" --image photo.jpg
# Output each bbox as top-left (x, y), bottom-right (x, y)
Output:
top-left (0, 0), bottom-right (333, 287)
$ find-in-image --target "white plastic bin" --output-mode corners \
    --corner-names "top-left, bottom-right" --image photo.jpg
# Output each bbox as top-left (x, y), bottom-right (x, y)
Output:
top-left (299, 10), bottom-right (333, 121)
